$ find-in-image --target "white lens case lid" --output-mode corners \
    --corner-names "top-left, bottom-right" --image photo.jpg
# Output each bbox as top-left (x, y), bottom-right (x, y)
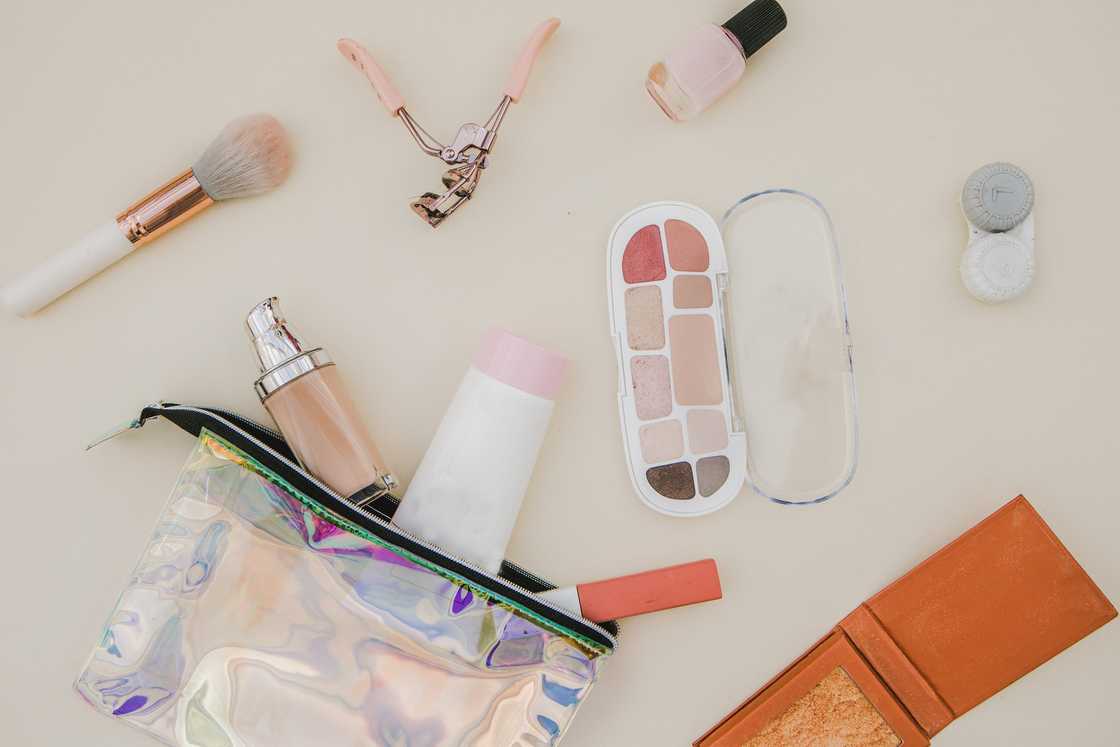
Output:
top-left (960, 162), bottom-right (1036, 303)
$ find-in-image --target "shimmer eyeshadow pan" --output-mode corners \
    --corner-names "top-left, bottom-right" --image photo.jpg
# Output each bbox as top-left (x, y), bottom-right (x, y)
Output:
top-left (622, 225), bottom-right (666, 283)
top-left (625, 286), bottom-right (664, 350)
top-left (646, 462), bottom-right (695, 500)
top-left (608, 196), bottom-right (859, 516)
top-left (631, 355), bottom-right (672, 420)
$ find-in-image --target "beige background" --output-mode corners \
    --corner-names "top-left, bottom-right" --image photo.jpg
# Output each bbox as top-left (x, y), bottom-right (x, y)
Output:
top-left (1, 1), bottom-right (1118, 745)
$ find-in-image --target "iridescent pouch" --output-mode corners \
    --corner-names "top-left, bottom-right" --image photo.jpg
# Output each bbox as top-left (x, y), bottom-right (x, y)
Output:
top-left (76, 404), bottom-right (617, 746)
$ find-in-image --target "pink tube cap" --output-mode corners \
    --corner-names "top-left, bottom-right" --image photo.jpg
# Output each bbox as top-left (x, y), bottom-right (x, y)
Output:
top-left (473, 327), bottom-right (568, 400)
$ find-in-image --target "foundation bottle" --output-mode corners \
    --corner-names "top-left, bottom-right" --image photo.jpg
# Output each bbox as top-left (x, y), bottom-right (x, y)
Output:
top-left (246, 297), bottom-right (397, 504)
top-left (646, 0), bottom-right (787, 121)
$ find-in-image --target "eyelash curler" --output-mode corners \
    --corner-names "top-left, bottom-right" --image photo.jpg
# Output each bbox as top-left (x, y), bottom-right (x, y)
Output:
top-left (338, 18), bottom-right (560, 228)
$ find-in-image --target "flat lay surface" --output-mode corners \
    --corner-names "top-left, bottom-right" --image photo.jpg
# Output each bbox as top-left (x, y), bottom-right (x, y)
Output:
top-left (1, 1), bottom-right (1118, 745)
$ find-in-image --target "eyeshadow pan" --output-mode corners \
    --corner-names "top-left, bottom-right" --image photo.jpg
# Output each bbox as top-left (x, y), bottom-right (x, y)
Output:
top-left (673, 275), bottom-right (712, 309)
top-left (666, 219), bottom-right (709, 271)
top-left (668, 315), bottom-right (722, 406)
top-left (697, 456), bottom-right (730, 497)
top-left (639, 420), bottom-right (684, 464)
top-left (622, 225), bottom-right (666, 284)
top-left (645, 462), bottom-right (695, 500)
top-left (742, 667), bottom-right (900, 747)
top-left (625, 286), bottom-right (665, 350)
top-left (631, 355), bottom-right (672, 420)
top-left (687, 410), bottom-right (728, 454)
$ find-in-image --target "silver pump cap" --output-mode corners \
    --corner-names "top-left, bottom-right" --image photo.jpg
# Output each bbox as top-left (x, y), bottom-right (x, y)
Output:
top-left (246, 297), bottom-right (333, 399)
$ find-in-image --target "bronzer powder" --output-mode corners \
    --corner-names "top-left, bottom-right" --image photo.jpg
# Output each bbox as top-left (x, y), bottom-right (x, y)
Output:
top-left (742, 668), bottom-right (900, 747)
top-left (696, 496), bottom-right (1118, 747)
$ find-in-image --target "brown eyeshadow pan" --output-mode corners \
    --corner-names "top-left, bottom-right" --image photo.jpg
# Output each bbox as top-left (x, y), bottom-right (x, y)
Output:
top-left (743, 667), bottom-right (900, 747)
top-left (645, 462), bottom-right (695, 500)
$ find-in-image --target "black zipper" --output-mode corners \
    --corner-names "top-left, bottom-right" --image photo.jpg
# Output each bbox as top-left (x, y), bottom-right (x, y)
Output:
top-left (135, 403), bottom-right (618, 651)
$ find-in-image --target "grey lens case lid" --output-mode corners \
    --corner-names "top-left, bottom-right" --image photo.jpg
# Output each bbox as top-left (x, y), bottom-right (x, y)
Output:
top-left (962, 162), bottom-right (1034, 232)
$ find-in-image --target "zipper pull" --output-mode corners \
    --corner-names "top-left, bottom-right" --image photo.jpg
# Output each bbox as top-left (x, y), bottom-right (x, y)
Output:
top-left (85, 402), bottom-right (163, 450)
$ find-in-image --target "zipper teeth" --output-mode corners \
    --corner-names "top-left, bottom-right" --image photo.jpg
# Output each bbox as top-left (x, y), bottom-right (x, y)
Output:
top-left (160, 404), bottom-right (618, 648)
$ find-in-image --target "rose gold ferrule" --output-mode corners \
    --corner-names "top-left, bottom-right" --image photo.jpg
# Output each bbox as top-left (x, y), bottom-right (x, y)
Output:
top-left (115, 168), bottom-right (214, 247)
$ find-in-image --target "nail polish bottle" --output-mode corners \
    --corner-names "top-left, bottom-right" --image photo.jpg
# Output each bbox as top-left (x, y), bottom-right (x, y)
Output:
top-left (646, 0), bottom-right (787, 121)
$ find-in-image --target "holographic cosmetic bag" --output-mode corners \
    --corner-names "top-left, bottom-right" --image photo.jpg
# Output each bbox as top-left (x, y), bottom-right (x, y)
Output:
top-left (76, 404), bottom-right (616, 746)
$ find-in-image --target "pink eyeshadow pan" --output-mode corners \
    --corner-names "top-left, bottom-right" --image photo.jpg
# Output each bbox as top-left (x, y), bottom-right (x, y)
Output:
top-left (625, 286), bottom-right (665, 350)
top-left (622, 225), bottom-right (666, 284)
top-left (668, 315), bottom-right (723, 406)
top-left (666, 219), bottom-right (709, 271)
top-left (639, 420), bottom-right (684, 464)
top-left (631, 355), bottom-right (672, 420)
top-left (687, 409), bottom-right (729, 454)
top-left (673, 275), bottom-right (713, 309)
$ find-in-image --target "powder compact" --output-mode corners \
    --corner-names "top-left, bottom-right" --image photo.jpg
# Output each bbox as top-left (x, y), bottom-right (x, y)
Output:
top-left (695, 496), bottom-right (1118, 746)
top-left (607, 190), bottom-right (858, 516)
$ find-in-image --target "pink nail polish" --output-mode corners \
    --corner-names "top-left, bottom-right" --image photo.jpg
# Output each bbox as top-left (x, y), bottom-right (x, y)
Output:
top-left (646, 0), bottom-right (787, 122)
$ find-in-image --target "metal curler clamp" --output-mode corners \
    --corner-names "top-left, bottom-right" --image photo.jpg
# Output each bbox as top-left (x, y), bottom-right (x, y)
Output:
top-left (338, 19), bottom-right (558, 227)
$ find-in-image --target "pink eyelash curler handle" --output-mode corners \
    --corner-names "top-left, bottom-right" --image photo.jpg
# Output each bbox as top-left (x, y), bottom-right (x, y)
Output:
top-left (503, 18), bottom-right (560, 102)
top-left (337, 38), bottom-right (405, 116)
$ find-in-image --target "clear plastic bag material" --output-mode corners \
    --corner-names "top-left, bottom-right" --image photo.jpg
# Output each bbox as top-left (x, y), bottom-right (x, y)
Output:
top-left (75, 430), bottom-right (609, 746)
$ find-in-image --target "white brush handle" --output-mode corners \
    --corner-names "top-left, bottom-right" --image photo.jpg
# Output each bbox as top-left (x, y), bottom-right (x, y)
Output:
top-left (0, 220), bottom-right (134, 317)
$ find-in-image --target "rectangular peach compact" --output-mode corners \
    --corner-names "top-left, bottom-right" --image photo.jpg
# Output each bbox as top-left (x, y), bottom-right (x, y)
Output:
top-left (696, 496), bottom-right (1117, 746)
top-left (607, 191), bottom-right (858, 516)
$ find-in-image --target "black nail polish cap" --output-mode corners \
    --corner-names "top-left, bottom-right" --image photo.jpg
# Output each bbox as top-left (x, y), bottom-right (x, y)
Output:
top-left (722, 0), bottom-right (787, 59)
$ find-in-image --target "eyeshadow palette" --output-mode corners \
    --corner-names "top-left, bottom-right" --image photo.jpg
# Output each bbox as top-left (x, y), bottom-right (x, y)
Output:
top-left (607, 193), bottom-right (858, 516)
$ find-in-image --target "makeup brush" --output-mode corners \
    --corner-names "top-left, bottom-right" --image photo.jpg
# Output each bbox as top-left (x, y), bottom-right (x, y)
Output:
top-left (0, 113), bottom-right (292, 317)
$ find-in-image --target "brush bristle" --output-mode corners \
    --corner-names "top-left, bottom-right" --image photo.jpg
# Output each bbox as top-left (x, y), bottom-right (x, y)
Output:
top-left (193, 114), bottom-right (292, 201)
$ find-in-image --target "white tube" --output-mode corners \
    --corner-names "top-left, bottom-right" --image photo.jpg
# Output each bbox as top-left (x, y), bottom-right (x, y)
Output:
top-left (0, 220), bottom-right (133, 317)
top-left (393, 328), bottom-right (567, 573)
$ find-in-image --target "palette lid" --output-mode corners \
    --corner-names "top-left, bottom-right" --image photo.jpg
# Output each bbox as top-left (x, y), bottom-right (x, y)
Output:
top-left (853, 496), bottom-right (1117, 728)
top-left (720, 189), bottom-right (858, 505)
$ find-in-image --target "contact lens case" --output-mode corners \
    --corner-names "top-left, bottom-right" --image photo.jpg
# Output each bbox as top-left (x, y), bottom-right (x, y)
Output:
top-left (960, 162), bottom-right (1037, 303)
